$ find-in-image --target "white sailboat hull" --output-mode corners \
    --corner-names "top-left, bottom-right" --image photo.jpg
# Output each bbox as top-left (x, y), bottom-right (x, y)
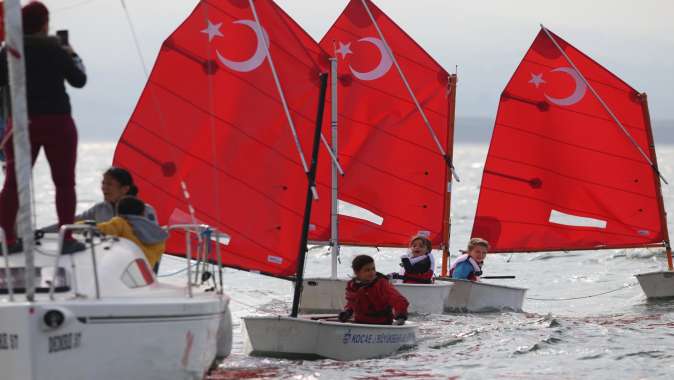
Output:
top-left (635, 271), bottom-right (674, 298)
top-left (445, 279), bottom-right (526, 312)
top-left (1, 235), bottom-right (233, 380)
top-left (299, 277), bottom-right (525, 314)
top-left (300, 278), bottom-right (451, 314)
top-left (0, 299), bottom-right (231, 380)
top-left (394, 282), bottom-right (453, 314)
top-left (243, 315), bottom-right (416, 361)
top-left (299, 278), bottom-right (348, 313)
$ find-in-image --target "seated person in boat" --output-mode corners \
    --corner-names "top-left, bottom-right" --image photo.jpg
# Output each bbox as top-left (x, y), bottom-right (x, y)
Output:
top-left (450, 238), bottom-right (488, 281)
top-left (96, 196), bottom-right (168, 268)
top-left (398, 235), bottom-right (435, 284)
top-left (338, 255), bottom-right (409, 325)
top-left (42, 167), bottom-right (158, 231)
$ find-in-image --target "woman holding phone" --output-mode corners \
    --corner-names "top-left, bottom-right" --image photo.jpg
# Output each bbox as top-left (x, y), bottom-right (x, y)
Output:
top-left (0, 1), bottom-right (87, 254)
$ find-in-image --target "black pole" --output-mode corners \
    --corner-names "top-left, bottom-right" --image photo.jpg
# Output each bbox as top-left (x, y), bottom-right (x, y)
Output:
top-left (290, 73), bottom-right (329, 318)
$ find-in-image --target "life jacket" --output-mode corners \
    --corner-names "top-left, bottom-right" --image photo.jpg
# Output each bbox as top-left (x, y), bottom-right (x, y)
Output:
top-left (449, 254), bottom-right (482, 281)
top-left (400, 253), bottom-right (435, 284)
top-left (345, 273), bottom-right (409, 325)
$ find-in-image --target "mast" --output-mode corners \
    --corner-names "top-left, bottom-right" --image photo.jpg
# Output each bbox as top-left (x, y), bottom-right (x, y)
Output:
top-left (639, 93), bottom-right (673, 271)
top-left (329, 57), bottom-right (340, 279)
top-left (3, 0), bottom-right (36, 301)
top-left (441, 74), bottom-right (457, 276)
top-left (291, 73), bottom-right (329, 318)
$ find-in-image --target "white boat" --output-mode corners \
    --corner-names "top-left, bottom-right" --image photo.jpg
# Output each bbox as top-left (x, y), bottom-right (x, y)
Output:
top-left (296, 1), bottom-right (474, 318)
top-left (635, 271), bottom-right (674, 299)
top-left (300, 277), bottom-right (525, 314)
top-left (0, 3), bottom-right (232, 378)
top-left (469, 26), bottom-right (674, 299)
top-left (394, 282), bottom-right (454, 314)
top-left (299, 278), bottom-right (350, 314)
top-left (243, 315), bottom-right (416, 361)
top-left (0, 225), bottom-right (232, 380)
top-left (300, 277), bottom-right (452, 314)
top-left (444, 279), bottom-right (526, 312)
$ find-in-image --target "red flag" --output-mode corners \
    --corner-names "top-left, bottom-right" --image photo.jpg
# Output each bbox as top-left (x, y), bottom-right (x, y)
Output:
top-left (314, 0), bottom-right (452, 247)
top-left (113, 0), bottom-right (329, 277)
top-left (472, 28), bottom-right (664, 252)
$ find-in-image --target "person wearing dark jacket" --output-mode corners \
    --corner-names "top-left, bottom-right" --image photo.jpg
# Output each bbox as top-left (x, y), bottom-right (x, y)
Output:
top-left (0, 1), bottom-right (86, 254)
top-left (339, 255), bottom-right (409, 325)
top-left (399, 235), bottom-right (435, 284)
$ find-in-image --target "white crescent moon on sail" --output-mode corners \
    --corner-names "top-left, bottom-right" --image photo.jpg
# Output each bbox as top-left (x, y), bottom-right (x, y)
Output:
top-left (216, 20), bottom-right (269, 73)
top-left (544, 67), bottom-right (587, 106)
top-left (349, 37), bottom-right (393, 81)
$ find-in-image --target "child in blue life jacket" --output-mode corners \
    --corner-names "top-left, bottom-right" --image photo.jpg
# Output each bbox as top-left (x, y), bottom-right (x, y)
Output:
top-left (338, 255), bottom-right (409, 325)
top-left (450, 238), bottom-right (488, 281)
top-left (398, 235), bottom-right (435, 284)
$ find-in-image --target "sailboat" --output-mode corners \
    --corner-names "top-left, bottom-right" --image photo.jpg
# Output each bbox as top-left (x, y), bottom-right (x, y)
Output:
top-left (296, 0), bottom-right (526, 315)
top-left (0, 1), bottom-right (232, 379)
top-left (471, 25), bottom-right (673, 299)
top-left (112, 0), bottom-right (417, 361)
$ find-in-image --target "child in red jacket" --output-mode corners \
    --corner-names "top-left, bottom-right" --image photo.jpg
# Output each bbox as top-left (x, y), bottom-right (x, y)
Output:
top-left (338, 255), bottom-right (409, 325)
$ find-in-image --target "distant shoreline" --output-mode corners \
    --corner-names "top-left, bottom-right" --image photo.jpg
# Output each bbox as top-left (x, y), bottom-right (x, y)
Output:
top-left (453, 117), bottom-right (674, 144)
top-left (78, 117), bottom-right (674, 145)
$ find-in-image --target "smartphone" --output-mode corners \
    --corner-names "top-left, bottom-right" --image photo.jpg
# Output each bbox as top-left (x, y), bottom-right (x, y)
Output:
top-left (56, 30), bottom-right (69, 46)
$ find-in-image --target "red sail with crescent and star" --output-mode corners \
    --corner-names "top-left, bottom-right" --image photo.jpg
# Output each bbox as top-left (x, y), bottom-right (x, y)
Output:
top-left (471, 28), bottom-right (665, 253)
top-left (113, 0), bottom-right (330, 277)
top-left (312, 0), bottom-right (453, 248)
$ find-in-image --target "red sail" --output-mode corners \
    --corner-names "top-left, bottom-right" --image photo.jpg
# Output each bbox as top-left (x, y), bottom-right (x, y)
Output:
top-left (113, 0), bottom-right (329, 277)
top-left (314, 0), bottom-right (452, 247)
top-left (471, 28), bottom-right (665, 252)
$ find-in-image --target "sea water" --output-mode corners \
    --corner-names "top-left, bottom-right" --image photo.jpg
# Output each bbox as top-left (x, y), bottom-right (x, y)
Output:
top-left (25, 143), bottom-right (674, 379)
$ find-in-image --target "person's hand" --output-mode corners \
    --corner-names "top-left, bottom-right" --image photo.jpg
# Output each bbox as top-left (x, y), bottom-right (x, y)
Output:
top-left (338, 309), bottom-right (353, 322)
top-left (393, 314), bottom-right (407, 326)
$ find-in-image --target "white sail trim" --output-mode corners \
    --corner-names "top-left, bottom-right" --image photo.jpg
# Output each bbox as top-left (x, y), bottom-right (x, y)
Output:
top-left (548, 210), bottom-right (607, 229)
top-left (338, 200), bottom-right (384, 225)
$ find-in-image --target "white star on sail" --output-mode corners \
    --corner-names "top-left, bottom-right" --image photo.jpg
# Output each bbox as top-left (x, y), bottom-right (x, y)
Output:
top-left (335, 41), bottom-right (353, 59)
top-left (201, 20), bottom-right (223, 42)
top-left (528, 73), bottom-right (546, 88)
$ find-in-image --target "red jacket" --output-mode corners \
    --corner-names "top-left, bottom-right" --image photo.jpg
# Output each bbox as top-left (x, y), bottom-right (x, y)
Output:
top-left (344, 273), bottom-right (409, 325)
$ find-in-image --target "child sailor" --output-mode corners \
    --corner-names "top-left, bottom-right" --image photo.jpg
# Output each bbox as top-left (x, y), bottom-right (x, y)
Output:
top-left (399, 234), bottom-right (435, 284)
top-left (339, 255), bottom-right (409, 325)
top-left (450, 238), bottom-right (488, 281)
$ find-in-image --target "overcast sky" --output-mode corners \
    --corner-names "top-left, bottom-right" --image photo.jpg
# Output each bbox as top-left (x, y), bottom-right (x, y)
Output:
top-left (44, 0), bottom-right (674, 141)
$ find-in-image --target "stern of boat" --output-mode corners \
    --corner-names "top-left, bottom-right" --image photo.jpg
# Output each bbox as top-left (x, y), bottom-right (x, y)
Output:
top-left (445, 279), bottom-right (527, 312)
top-left (298, 278), bottom-right (348, 314)
top-left (636, 271), bottom-right (674, 298)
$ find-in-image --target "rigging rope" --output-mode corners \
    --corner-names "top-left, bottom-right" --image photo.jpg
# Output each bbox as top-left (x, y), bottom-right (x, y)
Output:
top-left (118, 0), bottom-right (204, 236)
top-left (229, 298), bottom-right (275, 314)
top-left (526, 282), bottom-right (637, 301)
top-left (359, 0), bottom-right (459, 182)
top-left (157, 262), bottom-right (199, 278)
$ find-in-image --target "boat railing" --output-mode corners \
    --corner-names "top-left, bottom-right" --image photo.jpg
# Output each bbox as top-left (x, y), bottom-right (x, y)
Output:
top-left (1, 227), bottom-right (15, 301)
top-left (165, 224), bottom-right (227, 297)
top-left (4, 223), bottom-right (227, 301)
top-left (49, 224), bottom-right (101, 300)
